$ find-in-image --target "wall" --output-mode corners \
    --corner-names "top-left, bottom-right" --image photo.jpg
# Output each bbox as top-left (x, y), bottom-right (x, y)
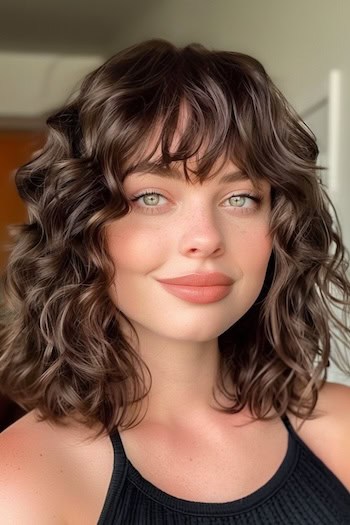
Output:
top-left (0, 51), bottom-right (103, 117)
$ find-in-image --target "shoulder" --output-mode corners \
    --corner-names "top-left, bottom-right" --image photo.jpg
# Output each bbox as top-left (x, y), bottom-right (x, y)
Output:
top-left (0, 410), bottom-right (67, 523)
top-left (287, 380), bottom-right (350, 491)
top-left (315, 379), bottom-right (350, 409)
top-left (0, 409), bottom-right (110, 524)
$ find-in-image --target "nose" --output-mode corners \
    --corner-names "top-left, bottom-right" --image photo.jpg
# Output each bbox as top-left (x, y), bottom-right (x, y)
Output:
top-left (178, 204), bottom-right (225, 258)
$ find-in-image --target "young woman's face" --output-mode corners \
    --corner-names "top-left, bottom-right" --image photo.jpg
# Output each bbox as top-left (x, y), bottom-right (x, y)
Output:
top-left (106, 157), bottom-right (273, 342)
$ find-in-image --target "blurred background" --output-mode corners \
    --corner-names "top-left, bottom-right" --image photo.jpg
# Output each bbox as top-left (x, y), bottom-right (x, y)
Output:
top-left (0, 0), bottom-right (349, 429)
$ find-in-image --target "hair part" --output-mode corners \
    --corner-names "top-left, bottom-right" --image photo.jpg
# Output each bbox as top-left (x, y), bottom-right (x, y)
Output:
top-left (1, 39), bottom-right (349, 441)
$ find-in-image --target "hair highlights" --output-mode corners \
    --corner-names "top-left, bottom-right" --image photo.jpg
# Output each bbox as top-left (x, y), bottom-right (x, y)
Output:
top-left (1, 39), bottom-right (349, 440)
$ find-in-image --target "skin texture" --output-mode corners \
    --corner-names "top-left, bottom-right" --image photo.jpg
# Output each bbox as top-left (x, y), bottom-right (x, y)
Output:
top-left (105, 152), bottom-right (273, 427)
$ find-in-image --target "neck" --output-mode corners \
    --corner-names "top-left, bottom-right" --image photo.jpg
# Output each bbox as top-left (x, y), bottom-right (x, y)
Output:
top-left (121, 319), bottom-right (234, 426)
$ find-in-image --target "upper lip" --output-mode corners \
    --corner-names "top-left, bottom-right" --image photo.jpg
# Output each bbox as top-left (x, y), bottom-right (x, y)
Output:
top-left (156, 272), bottom-right (234, 286)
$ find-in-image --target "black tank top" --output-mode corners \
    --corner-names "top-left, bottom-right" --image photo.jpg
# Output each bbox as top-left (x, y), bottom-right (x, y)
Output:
top-left (97, 414), bottom-right (350, 524)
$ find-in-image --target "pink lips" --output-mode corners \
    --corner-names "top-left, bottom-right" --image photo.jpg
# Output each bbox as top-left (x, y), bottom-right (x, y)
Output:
top-left (156, 272), bottom-right (233, 304)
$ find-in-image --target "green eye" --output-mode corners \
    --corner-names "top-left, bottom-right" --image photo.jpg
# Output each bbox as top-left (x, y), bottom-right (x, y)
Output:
top-left (131, 192), bottom-right (163, 206)
top-left (228, 195), bottom-right (246, 207)
top-left (142, 193), bottom-right (160, 206)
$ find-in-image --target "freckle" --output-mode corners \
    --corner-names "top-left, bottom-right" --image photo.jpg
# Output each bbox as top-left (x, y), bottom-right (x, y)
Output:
top-left (39, 453), bottom-right (43, 457)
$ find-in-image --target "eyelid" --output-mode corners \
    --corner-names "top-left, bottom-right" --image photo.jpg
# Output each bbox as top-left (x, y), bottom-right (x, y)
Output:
top-left (129, 187), bottom-right (263, 198)
top-left (130, 189), bottom-right (170, 202)
top-left (129, 189), bottom-right (264, 215)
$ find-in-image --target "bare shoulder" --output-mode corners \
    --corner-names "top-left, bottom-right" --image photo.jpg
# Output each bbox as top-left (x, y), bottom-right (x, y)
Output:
top-left (0, 410), bottom-right (68, 523)
top-left (0, 409), bottom-right (112, 524)
top-left (287, 380), bottom-right (350, 491)
top-left (313, 379), bottom-right (350, 412)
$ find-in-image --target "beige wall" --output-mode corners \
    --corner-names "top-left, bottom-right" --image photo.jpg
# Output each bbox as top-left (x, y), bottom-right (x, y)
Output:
top-left (0, 52), bottom-right (103, 117)
top-left (112, 0), bottom-right (346, 109)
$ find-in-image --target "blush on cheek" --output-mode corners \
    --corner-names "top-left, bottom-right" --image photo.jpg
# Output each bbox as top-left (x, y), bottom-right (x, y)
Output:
top-left (106, 226), bottom-right (166, 287)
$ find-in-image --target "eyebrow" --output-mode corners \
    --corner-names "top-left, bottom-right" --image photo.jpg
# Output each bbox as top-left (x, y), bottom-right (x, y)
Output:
top-left (123, 162), bottom-right (251, 185)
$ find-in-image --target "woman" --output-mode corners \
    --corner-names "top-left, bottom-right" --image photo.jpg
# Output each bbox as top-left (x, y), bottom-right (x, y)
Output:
top-left (0, 39), bottom-right (349, 524)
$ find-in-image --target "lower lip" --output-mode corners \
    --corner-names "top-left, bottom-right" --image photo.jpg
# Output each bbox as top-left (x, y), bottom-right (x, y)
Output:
top-left (158, 282), bottom-right (232, 304)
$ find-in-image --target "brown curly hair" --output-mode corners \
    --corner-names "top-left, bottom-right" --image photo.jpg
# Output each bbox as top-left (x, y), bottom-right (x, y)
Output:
top-left (1, 39), bottom-right (349, 441)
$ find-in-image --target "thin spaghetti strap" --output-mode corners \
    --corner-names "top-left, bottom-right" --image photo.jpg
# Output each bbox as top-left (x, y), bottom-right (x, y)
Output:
top-left (281, 413), bottom-right (304, 443)
top-left (96, 429), bottom-right (128, 525)
top-left (281, 413), bottom-right (293, 433)
top-left (109, 427), bottom-right (127, 461)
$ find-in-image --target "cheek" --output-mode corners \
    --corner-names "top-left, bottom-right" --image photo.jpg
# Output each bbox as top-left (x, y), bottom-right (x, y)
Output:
top-left (238, 226), bottom-right (273, 273)
top-left (106, 222), bottom-right (164, 272)
top-left (232, 228), bottom-right (273, 311)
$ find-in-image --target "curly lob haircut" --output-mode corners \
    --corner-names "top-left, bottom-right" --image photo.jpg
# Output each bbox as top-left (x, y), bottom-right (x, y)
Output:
top-left (1, 39), bottom-right (350, 440)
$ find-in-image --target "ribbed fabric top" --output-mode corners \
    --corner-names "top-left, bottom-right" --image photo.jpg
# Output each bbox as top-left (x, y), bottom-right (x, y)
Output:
top-left (97, 414), bottom-right (350, 524)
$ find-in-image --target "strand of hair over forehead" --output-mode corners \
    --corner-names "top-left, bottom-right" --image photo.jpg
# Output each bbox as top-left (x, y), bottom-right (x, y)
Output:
top-left (103, 39), bottom-right (269, 184)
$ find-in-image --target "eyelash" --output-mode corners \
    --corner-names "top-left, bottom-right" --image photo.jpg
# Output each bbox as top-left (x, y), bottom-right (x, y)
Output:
top-left (129, 190), bottom-right (263, 215)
